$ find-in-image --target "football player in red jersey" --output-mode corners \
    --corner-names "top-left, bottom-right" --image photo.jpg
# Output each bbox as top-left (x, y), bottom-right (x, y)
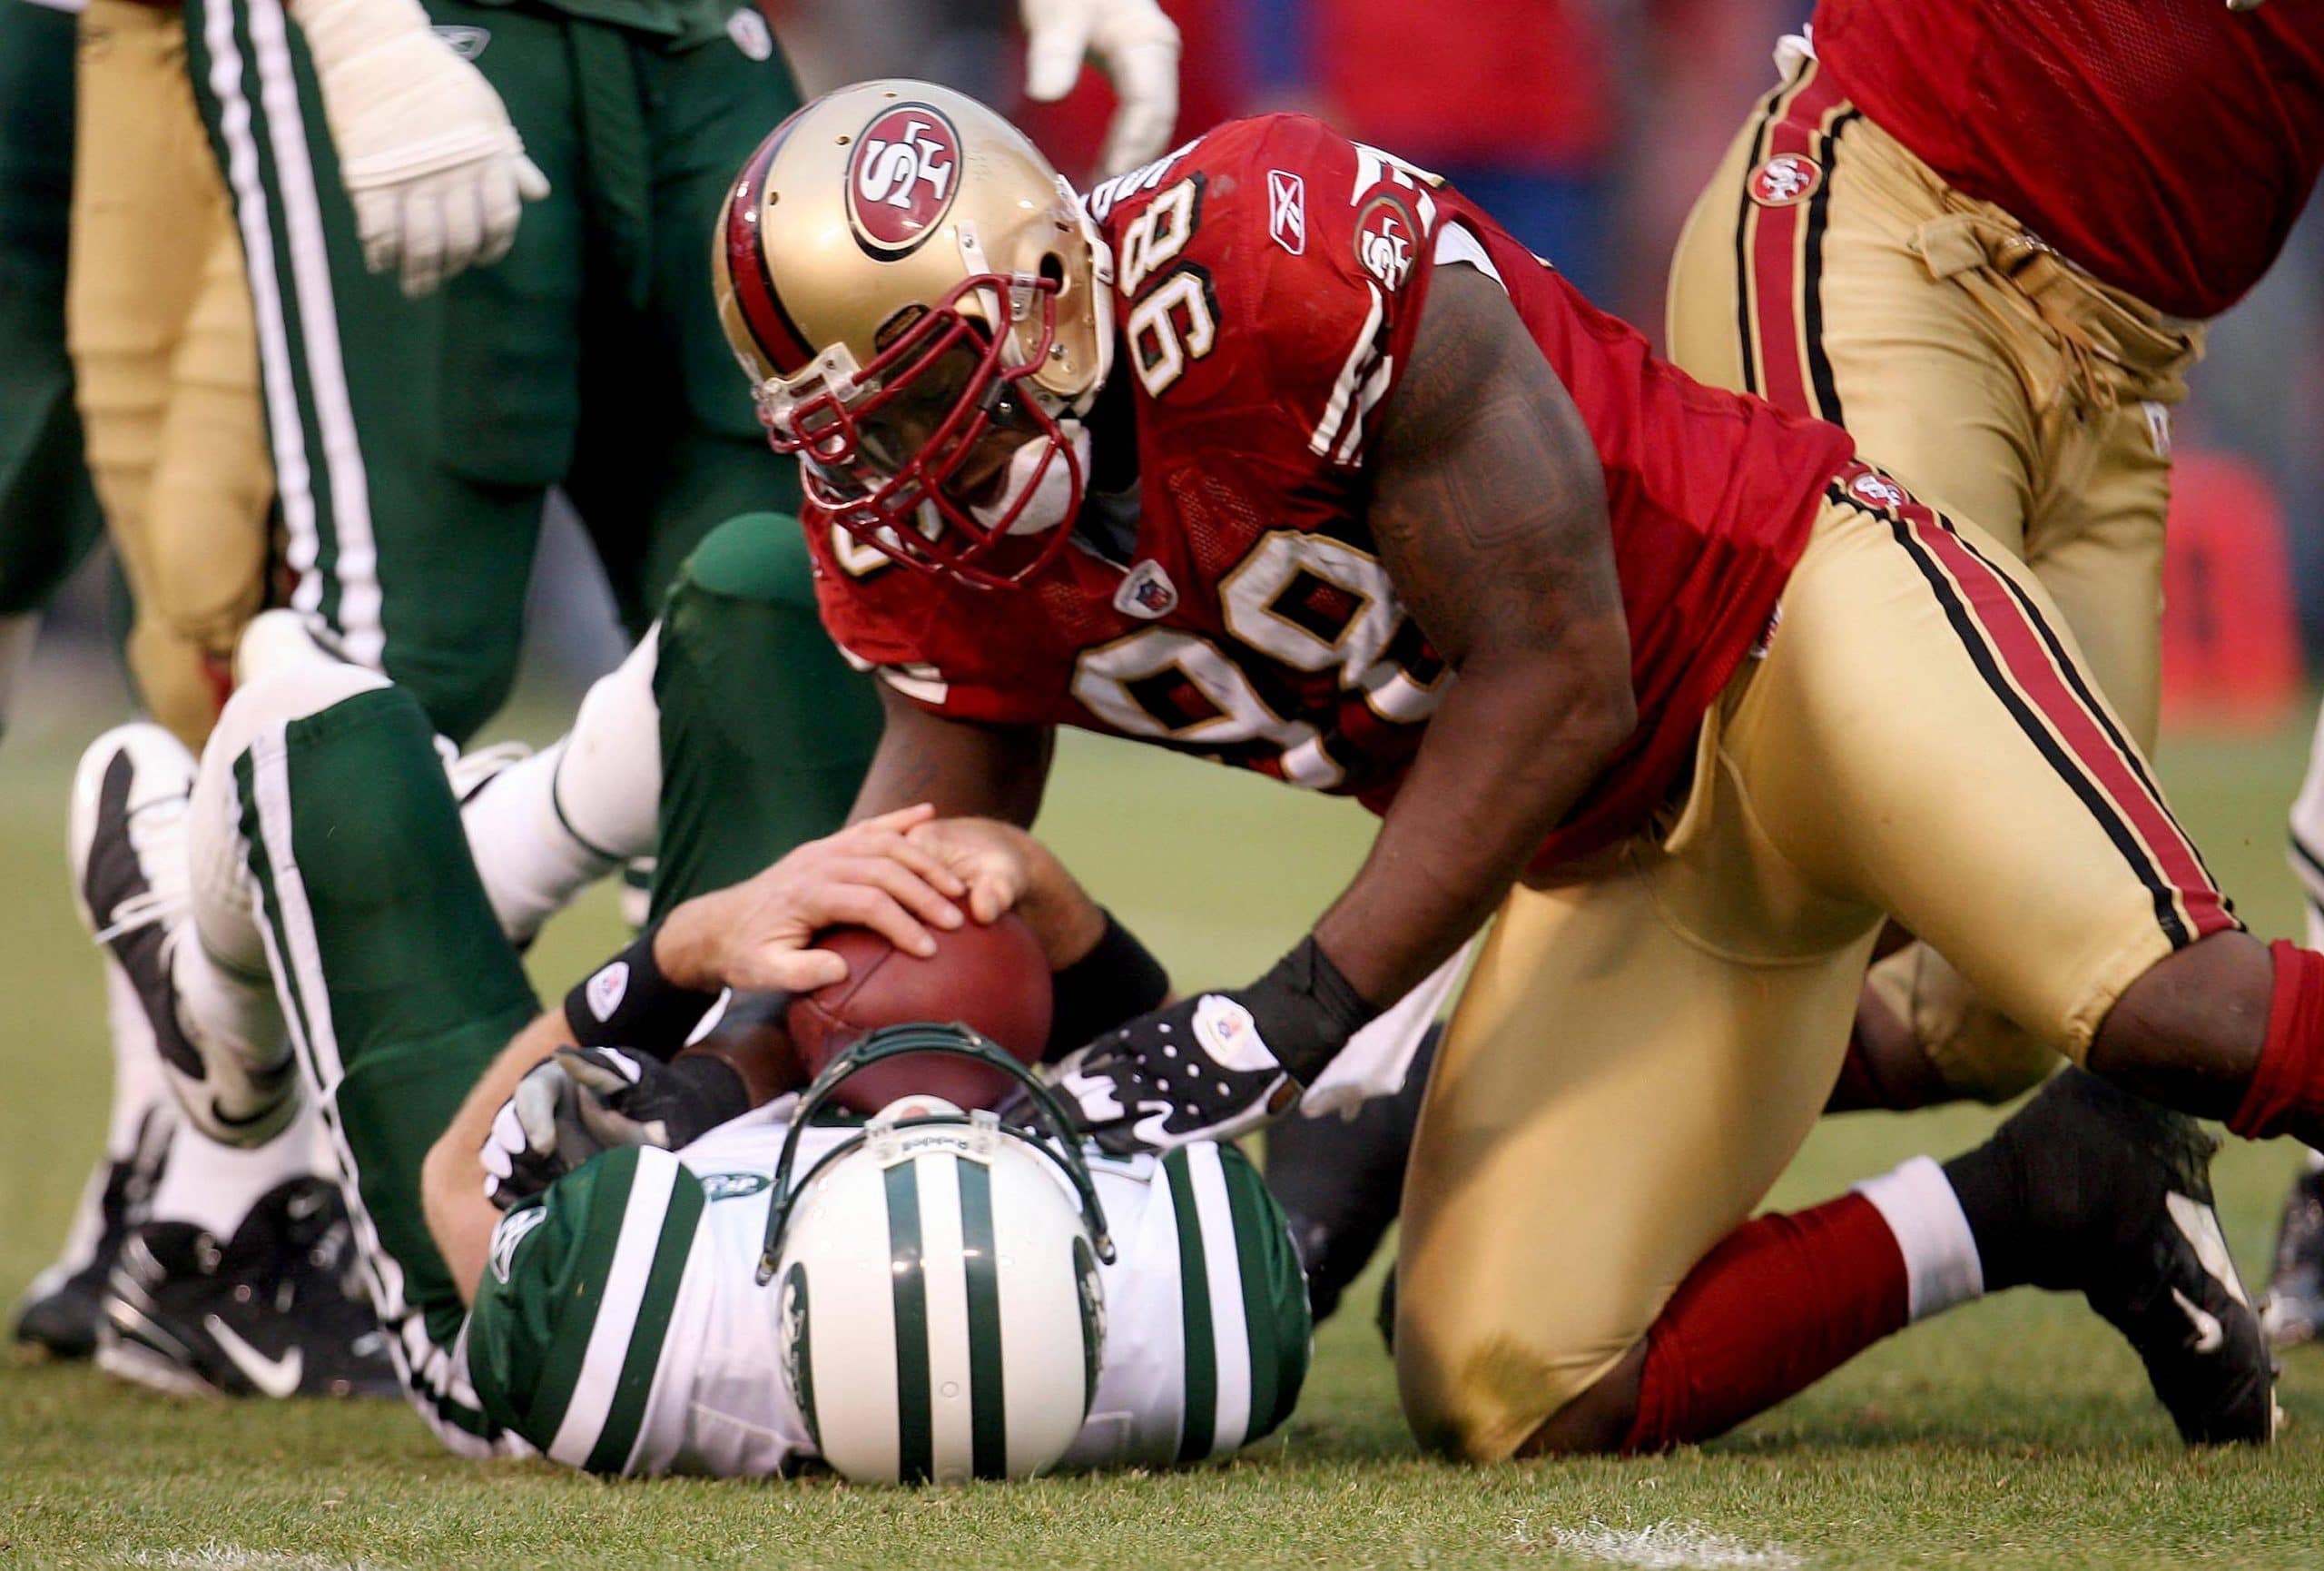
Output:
top-left (1663, 1), bottom-right (2324, 1326)
top-left (713, 83), bottom-right (2317, 1457)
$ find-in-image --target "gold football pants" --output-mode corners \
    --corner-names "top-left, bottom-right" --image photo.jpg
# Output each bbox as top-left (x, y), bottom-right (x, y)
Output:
top-left (68, 0), bottom-right (271, 747)
top-left (1393, 472), bottom-right (2235, 1461)
top-left (1665, 55), bottom-right (2204, 1102)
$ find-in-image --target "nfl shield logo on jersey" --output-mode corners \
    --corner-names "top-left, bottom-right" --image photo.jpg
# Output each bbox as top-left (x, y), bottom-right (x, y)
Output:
top-left (1749, 153), bottom-right (1823, 208)
top-left (1114, 559), bottom-right (1179, 619)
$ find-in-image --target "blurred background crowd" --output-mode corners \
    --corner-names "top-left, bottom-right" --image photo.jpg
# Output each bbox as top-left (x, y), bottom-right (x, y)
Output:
top-left (23, 0), bottom-right (2324, 727)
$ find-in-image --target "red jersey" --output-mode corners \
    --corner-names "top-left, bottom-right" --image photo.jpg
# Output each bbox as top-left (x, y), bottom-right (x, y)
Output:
top-left (1817, 0), bottom-right (2324, 320)
top-left (811, 115), bottom-right (1854, 870)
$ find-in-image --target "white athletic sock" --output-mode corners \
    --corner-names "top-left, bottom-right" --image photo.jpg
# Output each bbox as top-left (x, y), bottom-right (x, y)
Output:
top-left (0, 611), bottom-right (38, 736)
top-left (100, 961), bottom-right (172, 1161)
top-left (462, 739), bottom-right (624, 945)
top-left (146, 1098), bottom-right (323, 1239)
top-left (1855, 1154), bottom-right (1985, 1322)
top-left (173, 930), bottom-right (287, 1072)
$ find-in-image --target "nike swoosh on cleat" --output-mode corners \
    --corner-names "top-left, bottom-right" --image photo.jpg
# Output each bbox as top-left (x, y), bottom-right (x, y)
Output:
top-left (205, 1316), bottom-right (303, 1398)
top-left (2171, 1286), bottom-right (2226, 1355)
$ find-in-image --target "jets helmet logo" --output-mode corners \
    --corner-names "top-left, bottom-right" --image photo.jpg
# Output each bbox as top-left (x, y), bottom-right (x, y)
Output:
top-left (1748, 153), bottom-right (1822, 208)
top-left (847, 104), bottom-right (961, 258)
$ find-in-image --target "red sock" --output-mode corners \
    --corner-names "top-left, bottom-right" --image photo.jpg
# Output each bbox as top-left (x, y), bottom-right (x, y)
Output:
top-left (1623, 1193), bottom-right (1909, 1453)
top-left (2229, 941), bottom-right (2324, 1141)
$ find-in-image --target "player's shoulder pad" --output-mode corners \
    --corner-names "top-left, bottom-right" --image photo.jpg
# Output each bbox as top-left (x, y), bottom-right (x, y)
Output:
top-left (466, 1145), bottom-right (708, 1473)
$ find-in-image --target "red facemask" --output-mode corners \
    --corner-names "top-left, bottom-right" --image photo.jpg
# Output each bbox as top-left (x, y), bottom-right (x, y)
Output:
top-left (763, 273), bottom-right (1087, 591)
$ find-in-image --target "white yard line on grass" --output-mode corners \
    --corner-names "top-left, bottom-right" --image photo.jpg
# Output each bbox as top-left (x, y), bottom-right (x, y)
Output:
top-left (1510, 1517), bottom-right (1804, 1569)
top-left (131, 1547), bottom-right (383, 1571)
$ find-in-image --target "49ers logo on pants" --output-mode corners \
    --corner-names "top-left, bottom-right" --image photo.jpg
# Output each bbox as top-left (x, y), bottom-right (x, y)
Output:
top-left (1748, 153), bottom-right (1823, 208)
top-left (847, 104), bottom-right (960, 257)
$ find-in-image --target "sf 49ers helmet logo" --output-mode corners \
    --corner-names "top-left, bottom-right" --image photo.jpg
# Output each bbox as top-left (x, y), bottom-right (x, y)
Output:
top-left (1354, 192), bottom-right (1418, 290)
top-left (846, 104), bottom-right (961, 257)
top-left (1749, 153), bottom-right (1823, 208)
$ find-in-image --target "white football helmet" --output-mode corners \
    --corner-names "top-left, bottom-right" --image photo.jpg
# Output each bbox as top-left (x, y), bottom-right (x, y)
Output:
top-left (758, 1023), bottom-right (1114, 1484)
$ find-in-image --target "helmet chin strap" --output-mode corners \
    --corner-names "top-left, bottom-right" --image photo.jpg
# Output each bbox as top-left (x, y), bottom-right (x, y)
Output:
top-left (973, 420), bottom-right (1090, 536)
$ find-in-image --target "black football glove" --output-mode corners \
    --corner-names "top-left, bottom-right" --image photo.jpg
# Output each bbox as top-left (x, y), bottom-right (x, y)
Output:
top-left (1049, 938), bottom-right (1378, 1154)
top-left (481, 1046), bottom-right (748, 1210)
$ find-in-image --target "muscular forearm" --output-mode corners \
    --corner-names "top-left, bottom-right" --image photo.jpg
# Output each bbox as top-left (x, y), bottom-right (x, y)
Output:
top-left (1315, 657), bottom-right (1631, 1005)
top-left (422, 1007), bottom-right (577, 1303)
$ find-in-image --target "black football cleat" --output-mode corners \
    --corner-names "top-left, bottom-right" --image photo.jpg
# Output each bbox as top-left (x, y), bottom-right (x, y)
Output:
top-left (1976, 1069), bottom-right (2276, 1445)
top-left (13, 1108), bottom-right (172, 1360)
top-left (2260, 1154), bottom-right (2324, 1350)
top-left (98, 1176), bottom-right (399, 1399)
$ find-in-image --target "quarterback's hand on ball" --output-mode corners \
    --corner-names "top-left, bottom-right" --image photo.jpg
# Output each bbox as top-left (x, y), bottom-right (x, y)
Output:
top-left (1051, 993), bottom-right (1305, 1153)
top-left (1019, 0), bottom-right (1182, 177)
top-left (480, 1047), bottom-right (738, 1209)
top-left (654, 805), bottom-right (969, 993)
top-left (290, 0), bottom-right (550, 296)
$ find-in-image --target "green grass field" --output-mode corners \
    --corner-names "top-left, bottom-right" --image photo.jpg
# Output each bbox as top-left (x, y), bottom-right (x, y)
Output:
top-left (5, 676), bottom-right (2324, 1569)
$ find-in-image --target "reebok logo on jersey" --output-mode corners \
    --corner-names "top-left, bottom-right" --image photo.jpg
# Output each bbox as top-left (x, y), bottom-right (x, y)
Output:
top-left (725, 7), bottom-right (773, 60)
top-left (701, 1171), bottom-right (772, 1202)
top-left (1749, 153), bottom-right (1822, 208)
top-left (1267, 171), bottom-right (1306, 256)
top-left (586, 961), bottom-right (629, 1023)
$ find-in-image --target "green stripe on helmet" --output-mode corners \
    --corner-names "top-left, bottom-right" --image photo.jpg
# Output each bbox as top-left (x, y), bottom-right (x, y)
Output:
top-left (885, 1161), bottom-right (933, 1483)
top-left (957, 1156), bottom-right (1008, 1478)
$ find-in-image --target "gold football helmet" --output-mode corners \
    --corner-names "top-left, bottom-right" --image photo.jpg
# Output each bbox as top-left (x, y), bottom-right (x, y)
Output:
top-left (714, 81), bottom-right (1117, 588)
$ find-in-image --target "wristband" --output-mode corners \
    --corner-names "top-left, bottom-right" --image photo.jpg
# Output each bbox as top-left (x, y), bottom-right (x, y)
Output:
top-left (1046, 909), bottom-right (1171, 1059)
top-left (1240, 935), bottom-right (1380, 1083)
top-left (563, 924), bottom-right (725, 1060)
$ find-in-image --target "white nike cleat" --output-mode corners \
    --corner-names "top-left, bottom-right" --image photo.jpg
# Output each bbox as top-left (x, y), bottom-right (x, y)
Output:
top-left (73, 725), bottom-right (296, 1146)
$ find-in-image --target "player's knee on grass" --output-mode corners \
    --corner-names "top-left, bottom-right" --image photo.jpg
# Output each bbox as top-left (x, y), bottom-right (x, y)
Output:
top-left (1866, 943), bottom-right (2060, 1105)
top-left (649, 513), bottom-right (881, 914)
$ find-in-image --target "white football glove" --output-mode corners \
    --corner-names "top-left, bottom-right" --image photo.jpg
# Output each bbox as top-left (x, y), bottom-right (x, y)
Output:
top-left (290, 0), bottom-right (549, 297)
top-left (1019, 0), bottom-right (1183, 178)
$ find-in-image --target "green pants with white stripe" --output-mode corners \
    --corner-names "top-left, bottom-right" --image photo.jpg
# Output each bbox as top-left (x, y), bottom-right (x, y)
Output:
top-left (233, 677), bottom-right (537, 1449)
top-left (182, 0), bottom-right (805, 744)
top-left (0, 0), bottom-right (105, 619)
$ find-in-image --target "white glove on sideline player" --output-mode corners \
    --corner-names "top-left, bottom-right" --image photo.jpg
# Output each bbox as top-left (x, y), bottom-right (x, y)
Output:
top-left (1020, 0), bottom-right (1183, 178)
top-left (288, 0), bottom-right (550, 297)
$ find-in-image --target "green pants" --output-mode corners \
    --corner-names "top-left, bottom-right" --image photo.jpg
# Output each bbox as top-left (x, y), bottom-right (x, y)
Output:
top-left (0, 0), bottom-right (104, 617)
top-left (648, 513), bottom-right (883, 916)
top-left (182, 0), bottom-right (803, 743)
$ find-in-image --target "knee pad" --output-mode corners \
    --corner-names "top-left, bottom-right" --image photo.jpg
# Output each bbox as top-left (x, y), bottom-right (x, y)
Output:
top-left (190, 629), bottom-right (394, 976)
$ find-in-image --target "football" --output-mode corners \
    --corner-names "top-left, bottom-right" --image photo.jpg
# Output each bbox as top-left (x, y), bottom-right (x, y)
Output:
top-left (783, 910), bottom-right (1053, 1113)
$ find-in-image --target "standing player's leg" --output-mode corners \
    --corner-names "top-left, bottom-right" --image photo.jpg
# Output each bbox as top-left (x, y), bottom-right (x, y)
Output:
top-left (181, 0), bottom-right (576, 745)
top-left (2264, 705), bottom-right (2324, 1347)
top-left (0, 0), bottom-right (106, 743)
top-left (3, 0), bottom-right (128, 1357)
top-left (186, 647), bottom-right (538, 1447)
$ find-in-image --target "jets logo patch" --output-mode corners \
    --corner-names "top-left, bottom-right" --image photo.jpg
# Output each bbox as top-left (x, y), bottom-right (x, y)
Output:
top-left (1748, 153), bottom-right (1823, 208)
top-left (847, 104), bottom-right (960, 258)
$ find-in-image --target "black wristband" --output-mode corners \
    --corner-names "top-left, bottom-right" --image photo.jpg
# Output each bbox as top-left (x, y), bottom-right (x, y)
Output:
top-left (1046, 909), bottom-right (1171, 1060)
top-left (664, 1053), bottom-right (753, 1132)
top-left (1241, 936), bottom-right (1381, 1084)
top-left (563, 924), bottom-right (726, 1061)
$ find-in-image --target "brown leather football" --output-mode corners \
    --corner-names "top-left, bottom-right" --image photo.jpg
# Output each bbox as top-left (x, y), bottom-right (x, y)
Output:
top-left (783, 911), bottom-right (1052, 1113)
